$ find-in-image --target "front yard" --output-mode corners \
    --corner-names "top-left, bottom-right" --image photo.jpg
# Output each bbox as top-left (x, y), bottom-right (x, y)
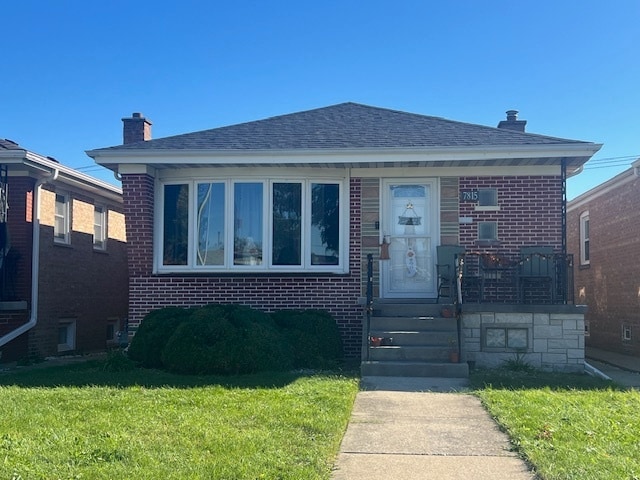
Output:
top-left (0, 359), bottom-right (359, 480)
top-left (1, 357), bottom-right (639, 480)
top-left (471, 368), bottom-right (640, 480)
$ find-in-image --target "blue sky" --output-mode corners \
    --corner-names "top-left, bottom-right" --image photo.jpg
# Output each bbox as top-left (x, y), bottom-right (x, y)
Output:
top-left (2, 0), bottom-right (638, 199)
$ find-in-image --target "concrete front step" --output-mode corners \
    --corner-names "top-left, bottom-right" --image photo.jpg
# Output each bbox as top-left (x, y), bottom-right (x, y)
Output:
top-left (369, 316), bottom-right (457, 331)
top-left (372, 302), bottom-right (451, 318)
top-left (361, 360), bottom-right (469, 378)
top-left (368, 331), bottom-right (455, 346)
top-left (368, 345), bottom-right (451, 362)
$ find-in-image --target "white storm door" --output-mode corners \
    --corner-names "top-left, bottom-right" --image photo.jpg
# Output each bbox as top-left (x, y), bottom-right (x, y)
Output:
top-left (381, 180), bottom-right (438, 298)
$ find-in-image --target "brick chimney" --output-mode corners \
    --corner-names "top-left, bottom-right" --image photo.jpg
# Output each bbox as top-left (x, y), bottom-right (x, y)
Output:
top-left (122, 112), bottom-right (152, 144)
top-left (497, 110), bottom-right (527, 132)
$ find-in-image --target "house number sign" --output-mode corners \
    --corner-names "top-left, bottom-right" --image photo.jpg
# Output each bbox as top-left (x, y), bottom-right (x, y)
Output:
top-left (459, 189), bottom-right (479, 202)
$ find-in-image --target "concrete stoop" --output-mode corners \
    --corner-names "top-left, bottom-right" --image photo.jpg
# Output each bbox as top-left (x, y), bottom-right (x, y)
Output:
top-left (362, 301), bottom-right (468, 379)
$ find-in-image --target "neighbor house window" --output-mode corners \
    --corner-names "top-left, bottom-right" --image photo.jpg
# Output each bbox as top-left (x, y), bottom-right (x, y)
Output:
top-left (58, 319), bottom-right (76, 352)
top-left (54, 193), bottom-right (70, 244)
top-left (159, 178), bottom-right (345, 272)
top-left (93, 206), bottom-right (106, 250)
top-left (579, 211), bottom-right (590, 265)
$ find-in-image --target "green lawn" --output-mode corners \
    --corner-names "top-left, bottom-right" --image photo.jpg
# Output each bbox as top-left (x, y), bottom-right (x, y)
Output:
top-left (471, 368), bottom-right (640, 480)
top-left (0, 359), bottom-right (359, 480)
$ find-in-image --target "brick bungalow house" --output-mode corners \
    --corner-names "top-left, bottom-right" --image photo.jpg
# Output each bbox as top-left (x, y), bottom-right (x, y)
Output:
top-left (87, 103), bottom-right (601, 374)
top-left (567, 158), bottom-right (640, 357)
top-left (0, 139), bottom-right (128, 362)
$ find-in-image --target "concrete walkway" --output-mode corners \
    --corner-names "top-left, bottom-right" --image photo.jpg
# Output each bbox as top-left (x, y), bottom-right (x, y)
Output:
top-left (332, 349), bottom-right (640, 479)
top-left (331, 377), bottom-right (536, 480)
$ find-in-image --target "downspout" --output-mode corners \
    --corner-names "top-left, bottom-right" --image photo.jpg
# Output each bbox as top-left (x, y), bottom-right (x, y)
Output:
top-left (0, 168), bottom-right (59, 347)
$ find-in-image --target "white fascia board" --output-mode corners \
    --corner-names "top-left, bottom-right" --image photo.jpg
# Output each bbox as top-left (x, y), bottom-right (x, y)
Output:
top-left (1, 151), bottom-right (122, 200)
top-left (354, 165), bottom-right (561, 178)
top-left (88, 143), bottom-right (603, 166)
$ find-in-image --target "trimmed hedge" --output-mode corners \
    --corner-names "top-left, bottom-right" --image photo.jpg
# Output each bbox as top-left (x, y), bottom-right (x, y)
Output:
top-left (128, 304), bottom-right (344, 375)
top-left (271, 309), bottom-right (344, 369)
top-left (127, 307), bottom-right (193, 368)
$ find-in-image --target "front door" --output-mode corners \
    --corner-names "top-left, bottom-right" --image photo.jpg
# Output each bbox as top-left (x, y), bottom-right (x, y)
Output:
top-left (381, 180), bottom-right (438, 298)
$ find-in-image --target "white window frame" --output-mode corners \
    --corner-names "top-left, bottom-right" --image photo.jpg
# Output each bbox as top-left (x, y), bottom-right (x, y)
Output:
top-left (58, 319), bottom-right (76, 352)
top-left (54, 192), bottom-right (71, 244)
top-left (579, 211), bottom-right (590, 265)
top-left (93, 205), bottom-right (107, 250)
top-left (156, 176), bottom-right (348, 274)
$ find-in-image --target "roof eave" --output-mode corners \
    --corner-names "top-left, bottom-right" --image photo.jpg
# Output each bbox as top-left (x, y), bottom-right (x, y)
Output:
top-left (0, 150), bottom-right (122, 201)
top-left (88, 143), bottom-right (602, 165)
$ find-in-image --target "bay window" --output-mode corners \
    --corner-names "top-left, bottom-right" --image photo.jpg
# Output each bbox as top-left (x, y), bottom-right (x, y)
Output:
top-left (158, 177), bottom-right (346, 272)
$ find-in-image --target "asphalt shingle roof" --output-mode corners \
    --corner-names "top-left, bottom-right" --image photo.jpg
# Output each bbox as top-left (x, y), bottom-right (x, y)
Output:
top-left (95, 102), bottom-right (591, 152)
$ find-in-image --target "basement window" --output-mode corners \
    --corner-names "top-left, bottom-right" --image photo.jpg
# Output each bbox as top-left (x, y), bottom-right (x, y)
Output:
top-left (622, 325), bottom-right (632, 342)
top-left (483, 326), bottom-right (530, 351)
top-left (58, 319), bottom-right (76, 352)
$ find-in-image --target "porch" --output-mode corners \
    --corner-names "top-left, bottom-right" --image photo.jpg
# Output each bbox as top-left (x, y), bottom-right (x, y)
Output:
top-left (361, 252), bottom-right (586, 377)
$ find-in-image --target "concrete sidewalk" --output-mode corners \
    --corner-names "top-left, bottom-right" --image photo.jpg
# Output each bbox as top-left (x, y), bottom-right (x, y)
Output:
top-left (331, 377), bottom-right (535, 480)
top-left (585, 347), bottom-right (640, 388)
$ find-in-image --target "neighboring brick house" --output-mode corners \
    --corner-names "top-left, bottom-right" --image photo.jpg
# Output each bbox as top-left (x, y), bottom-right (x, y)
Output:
top-left (0, 139), bottom-right (128, 362)
top-left (567, 159), bottom-right (640, 357)
top-left (88, 103), bottom-right (601, 372)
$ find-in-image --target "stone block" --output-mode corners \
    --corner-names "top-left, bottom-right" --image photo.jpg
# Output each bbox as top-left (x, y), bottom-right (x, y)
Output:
top-left (533, 338), bottom-right (548, 353)
top-left (548, 338), bottom-right (579, 350)
top-left (495, 312), bottom-right (533, 324)
top-left (567, 348), bottom-right (584, 359)
top-left (533, 313), bottom-right (550, 325)
top-left (534, 325), bottom-right (563, 339)
top-left (542, 353), bottom-right (567, 365)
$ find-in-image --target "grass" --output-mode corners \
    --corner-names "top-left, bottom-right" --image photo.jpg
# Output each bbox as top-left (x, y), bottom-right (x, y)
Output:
top-left (0, 358), bottom-right (359, 479)
top-left (471, 366), bottom-right (640, 480)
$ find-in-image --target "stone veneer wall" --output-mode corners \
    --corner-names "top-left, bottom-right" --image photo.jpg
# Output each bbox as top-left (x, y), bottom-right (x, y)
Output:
top-left (461, 305), bottom-right (586, 372)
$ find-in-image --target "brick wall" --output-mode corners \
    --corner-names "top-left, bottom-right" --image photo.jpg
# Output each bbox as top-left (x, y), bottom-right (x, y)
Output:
top-left (21, 183), bottom-right (128, 360)
top-left (568, 174), bottom-right (640, 356)
top-left (122, 174), bottom-right (365, 357)
top-left (459, 176), bottom-right (563, 253)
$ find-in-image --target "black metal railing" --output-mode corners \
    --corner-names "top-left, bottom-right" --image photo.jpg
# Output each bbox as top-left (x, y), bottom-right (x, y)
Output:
top-left (457, 252), bottom-right (574, 305)
top-left (364, 253), bottom-right (374, 361)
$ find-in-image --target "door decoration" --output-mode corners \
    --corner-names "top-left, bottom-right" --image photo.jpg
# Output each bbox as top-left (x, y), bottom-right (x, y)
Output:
top-left (379, 236), bottom-right (390, 260)
top-left (398, 201), bottom-right (421, 226)
top-left (405, 246), bottom-right (417, 277)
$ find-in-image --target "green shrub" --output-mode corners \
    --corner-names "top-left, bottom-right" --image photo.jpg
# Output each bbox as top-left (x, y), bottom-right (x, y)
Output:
top-left (127, 307), bottom-right (192, 367)
top-left (271, 309), bottom-right (344, 369)
top-left (102, 349), bottom-right (136, 372)
top-left (131, 305), bottom-right (344, 375)
top-left (161, 304), bottom-right (292, 375)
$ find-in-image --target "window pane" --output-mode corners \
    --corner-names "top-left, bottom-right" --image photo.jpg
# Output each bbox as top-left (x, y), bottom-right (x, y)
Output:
top-left (197, 183), bottom-right (225, 265)
top-left (478, 221), bottom-right (497, 240)
top-left (234, 183), bottom-right (263, 266)
top-left (93, 206), bottom-right (105, 249)
top-left (272, 183), bottom-right (302, 266)
top-left (163, 184), bottom-right (189, 265)
top-left (54, 194), bottom-right (67, 241)
top-left (478, 189), bottom-right (498, 206)
top-left (311, 183), bottom-right (339, 265)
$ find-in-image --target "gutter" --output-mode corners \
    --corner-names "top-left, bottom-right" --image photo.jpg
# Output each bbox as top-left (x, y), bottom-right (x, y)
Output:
top-left (0, 168), bottom-right (59, 348)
